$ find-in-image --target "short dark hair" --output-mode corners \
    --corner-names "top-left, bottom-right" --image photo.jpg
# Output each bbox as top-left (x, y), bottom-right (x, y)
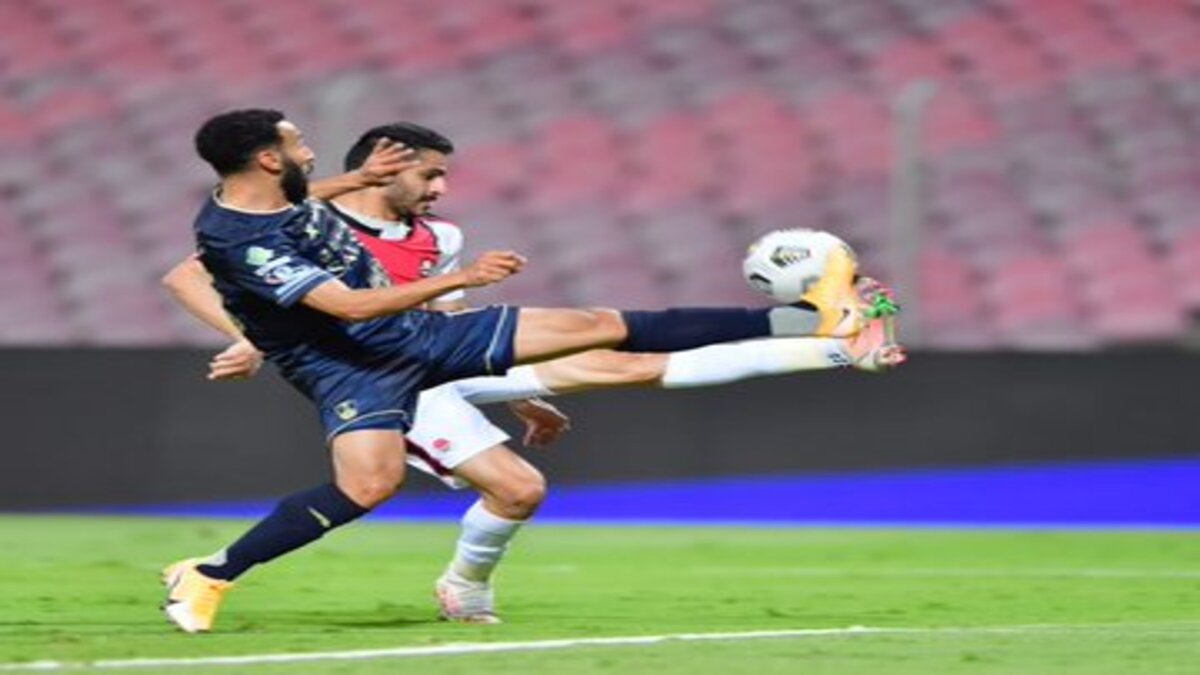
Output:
top-left (343, 122), bottom-right (454, 171)
top-left (195, 109), bottom-right (286, 176)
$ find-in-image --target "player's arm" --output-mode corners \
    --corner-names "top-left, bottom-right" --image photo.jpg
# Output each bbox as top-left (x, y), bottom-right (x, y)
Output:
top-left (308, 139), bottom-right (417, 200)
top-left (162, 256), bottom-right (243, 340)
top-left (162, 257), bottom-right (264, 380)
top-left (299, 250), bottom-right (524, 322)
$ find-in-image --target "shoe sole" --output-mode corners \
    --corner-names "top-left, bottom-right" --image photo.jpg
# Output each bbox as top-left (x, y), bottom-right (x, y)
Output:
top-left (161, 560), bottom-right (207, 634)
top-left (435, 583), bottom-right (502, 625)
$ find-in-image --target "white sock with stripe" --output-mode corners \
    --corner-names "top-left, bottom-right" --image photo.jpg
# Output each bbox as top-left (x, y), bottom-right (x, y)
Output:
top-left (449, 500), bottom-right (526, 583)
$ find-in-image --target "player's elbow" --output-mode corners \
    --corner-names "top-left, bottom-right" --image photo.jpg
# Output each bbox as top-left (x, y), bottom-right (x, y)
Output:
top-left (305, 286), bottom-right (384, 322)
top-left (160, 266), bottom-right (187, 296)
top-left (327, 296), bottom-right (387, 323)
top-left (161, 258), bottom-right (208, 296)
top-left (305, 286), bottom-right (423, 322)
top-left (328, 303), bottom-right (375, 323)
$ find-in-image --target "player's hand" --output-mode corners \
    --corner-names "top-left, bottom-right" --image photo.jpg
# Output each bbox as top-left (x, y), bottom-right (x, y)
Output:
top-left (207, 339), bottom-right (264, 381)
top-left (508, 398), bottom-right (572, 448)
top-left (357, 138), bottom-right (418, 187)
top-left (462, 250), bottom-right (525, 287)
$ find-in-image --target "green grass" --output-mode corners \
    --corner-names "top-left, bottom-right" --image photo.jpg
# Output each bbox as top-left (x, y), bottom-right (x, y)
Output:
top-left (1, 516), bottom-right (1198, 673)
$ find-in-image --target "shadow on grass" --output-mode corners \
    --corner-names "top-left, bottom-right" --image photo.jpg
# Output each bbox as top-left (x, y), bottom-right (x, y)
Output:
top-left (229, 607), bottom-right (442, 632)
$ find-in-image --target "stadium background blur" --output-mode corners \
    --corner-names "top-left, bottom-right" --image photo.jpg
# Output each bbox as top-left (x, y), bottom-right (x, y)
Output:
top-left (1, 0), bottom-right (1198, 513)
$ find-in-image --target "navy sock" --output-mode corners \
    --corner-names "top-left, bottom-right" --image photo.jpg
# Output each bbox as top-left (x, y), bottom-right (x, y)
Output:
top-left (197, 483), bottom-right (368, 581)
top-left (618, 308), bottom-right (773, 353)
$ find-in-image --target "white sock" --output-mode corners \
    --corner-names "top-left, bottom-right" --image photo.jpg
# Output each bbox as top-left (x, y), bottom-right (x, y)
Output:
top-left (449, 500), bottom-right (526, 583)
top-left (450, 366), bottom-right (552, 406)
top-left (767, 305), bottom-right (822, 335)
top-left (660, 338), bottom-right (850, 388)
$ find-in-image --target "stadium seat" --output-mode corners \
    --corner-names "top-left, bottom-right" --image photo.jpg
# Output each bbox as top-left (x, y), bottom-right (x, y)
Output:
top-left (983, 253), bottom-right (1094, 348)
top-left (918, 247), bottom-right (996, 347)
top-left (803, 89), bottom-right (891, 175)
top-left (1163, 228), bottom-right (1200, 310)
top-left (1056, 222), bottom-right (1188, 342)
top-left (539, 2), bottom-right (632, 56)
top-left (626, 0), bottom-right (714, 28)
top-left (869, 40), bottom-right (955, 94)
top-left (1087, 274), bottom-right (1188, 343)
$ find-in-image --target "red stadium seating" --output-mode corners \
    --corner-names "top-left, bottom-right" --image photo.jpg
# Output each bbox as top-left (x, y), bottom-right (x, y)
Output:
top-left (1, 0), bottom-right (1198, 346)
top-left (1166, 228), bottom-right (1200, 310)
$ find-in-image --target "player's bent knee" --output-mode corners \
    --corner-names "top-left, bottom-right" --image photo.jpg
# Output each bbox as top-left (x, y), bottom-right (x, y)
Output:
top-left (512, 475), bottom-right (548, 512)
top-left (593, 307), bottom-right (626, 331)
top-left (337, 465), bottom-right (405, 508)
top-left (341, 479), bottom-right (401, 509)
top-left (492, 473), bottom-right (547, 519)
top-left (331, 429), bottom-right (408, 507)
top-left (583, 308), bottom-right (627, 343)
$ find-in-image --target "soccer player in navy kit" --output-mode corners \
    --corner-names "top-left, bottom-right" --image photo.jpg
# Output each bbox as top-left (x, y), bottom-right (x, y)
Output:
top-left (165, 121), bottom-right (902, 625)
top-left (164, 109), bottom-right (871, 632)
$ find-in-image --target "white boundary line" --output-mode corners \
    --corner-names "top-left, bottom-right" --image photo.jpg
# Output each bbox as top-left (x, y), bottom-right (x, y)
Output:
top-left (684, 567), bottom-right (1200, 579)
top-left (1, 623), bottom-right (1194, 671)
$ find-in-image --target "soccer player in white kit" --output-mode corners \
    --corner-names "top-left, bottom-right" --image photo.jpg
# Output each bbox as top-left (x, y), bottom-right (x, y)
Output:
top-left (165, 123), bottom-right (904, 624)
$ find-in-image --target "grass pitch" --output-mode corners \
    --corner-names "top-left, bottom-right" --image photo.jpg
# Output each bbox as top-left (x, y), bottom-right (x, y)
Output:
top-left (0, 516), bottom-right (1197, 673)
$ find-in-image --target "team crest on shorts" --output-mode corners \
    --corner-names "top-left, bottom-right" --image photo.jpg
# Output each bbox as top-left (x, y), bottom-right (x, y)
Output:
top-left (433, 438), bottom-right (451, 453)
top-left (334, 399), bottom-right (358, 421)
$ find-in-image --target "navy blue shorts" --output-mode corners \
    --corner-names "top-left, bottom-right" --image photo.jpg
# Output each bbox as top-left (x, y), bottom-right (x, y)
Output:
top-left (278, 305), bottom-right (519, 442)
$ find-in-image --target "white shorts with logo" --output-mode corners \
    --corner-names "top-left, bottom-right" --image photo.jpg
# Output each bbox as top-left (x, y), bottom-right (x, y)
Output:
top-left (405, 381), bottom-right (511, 489)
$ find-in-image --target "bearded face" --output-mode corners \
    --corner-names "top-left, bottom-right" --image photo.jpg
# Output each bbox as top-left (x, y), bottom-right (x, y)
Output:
top-left (280, 155), bottom-right (310, 204)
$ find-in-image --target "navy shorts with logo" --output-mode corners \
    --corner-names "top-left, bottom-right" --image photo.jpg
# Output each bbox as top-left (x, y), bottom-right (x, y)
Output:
top-left (277, 305), bottom-right (519, 442)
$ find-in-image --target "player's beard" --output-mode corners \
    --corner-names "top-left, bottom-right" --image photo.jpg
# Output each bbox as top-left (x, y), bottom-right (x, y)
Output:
top-left (280, 157), bottom-right (309, 204)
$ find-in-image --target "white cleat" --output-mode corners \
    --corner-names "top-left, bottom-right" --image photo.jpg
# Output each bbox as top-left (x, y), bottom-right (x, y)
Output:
top-left (435, 571), bottom-right (501, 624)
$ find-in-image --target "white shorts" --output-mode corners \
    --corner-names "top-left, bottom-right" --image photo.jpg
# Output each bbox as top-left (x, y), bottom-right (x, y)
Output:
top-left (405, 381), bottom-right (510, 489)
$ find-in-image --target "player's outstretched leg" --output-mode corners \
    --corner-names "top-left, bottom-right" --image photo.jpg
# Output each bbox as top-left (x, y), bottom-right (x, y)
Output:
top-left (509, 249), bottom-right (864, 366)
top-left (447, 276), bottom-right (904, 405)
top-left (161, 430), bottom-right (404, 632)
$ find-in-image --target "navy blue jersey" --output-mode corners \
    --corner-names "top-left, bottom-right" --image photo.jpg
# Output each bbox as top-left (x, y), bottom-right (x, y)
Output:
top-left (194, 195), bottom-right (391, 356)
top-left (192, 193), bottom-right (519, 439)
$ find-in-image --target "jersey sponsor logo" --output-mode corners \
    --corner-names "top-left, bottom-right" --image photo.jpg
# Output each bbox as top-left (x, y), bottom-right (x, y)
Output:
top-left (432, 438), bottom-right (451, 453)
top-left (252, 254), bottom-right (310, 286)
top-left (245, 246), bottom-right (274, 266)
top-left (334, 399), bottom-right (359, 421)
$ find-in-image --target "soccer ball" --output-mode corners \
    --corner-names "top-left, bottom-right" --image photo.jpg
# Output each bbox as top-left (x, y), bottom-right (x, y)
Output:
top-left (742, 229), bottom-right (856, 304)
